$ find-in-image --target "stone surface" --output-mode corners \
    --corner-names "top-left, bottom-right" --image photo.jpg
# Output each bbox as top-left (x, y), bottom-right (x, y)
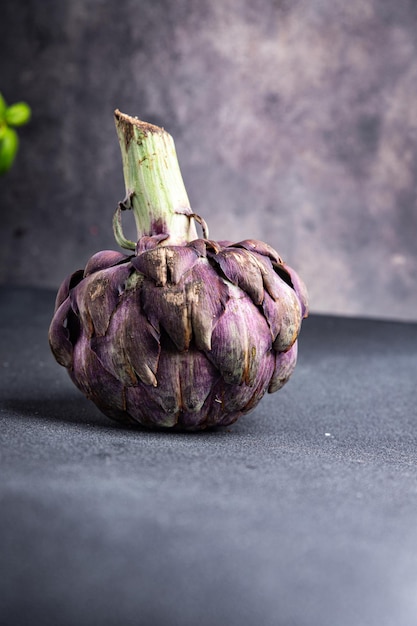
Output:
top-left (1, 0), bottom-right (417, 320)
top-left (1, 286), bottom-right (417, 625)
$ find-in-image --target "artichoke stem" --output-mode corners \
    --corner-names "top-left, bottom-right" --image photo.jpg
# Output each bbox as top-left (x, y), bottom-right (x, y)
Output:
top-left (114, 110), bottom-right (198, 245)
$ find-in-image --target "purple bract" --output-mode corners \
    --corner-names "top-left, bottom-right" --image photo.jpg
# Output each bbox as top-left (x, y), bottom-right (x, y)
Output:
top-left (49, 237), bottom-right (308, 430)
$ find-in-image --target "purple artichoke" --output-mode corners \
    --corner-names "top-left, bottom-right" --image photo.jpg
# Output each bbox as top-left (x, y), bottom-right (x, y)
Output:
top-left (49, 111), bottom-right (308, 430)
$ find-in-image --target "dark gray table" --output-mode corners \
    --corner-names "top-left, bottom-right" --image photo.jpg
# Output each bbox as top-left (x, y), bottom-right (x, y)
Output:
top-left (1, 286), bottom-right (417, 626)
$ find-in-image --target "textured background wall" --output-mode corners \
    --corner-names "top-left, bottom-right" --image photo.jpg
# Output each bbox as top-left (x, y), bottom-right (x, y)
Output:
top-left (1, 0), bottom-right (417, 320)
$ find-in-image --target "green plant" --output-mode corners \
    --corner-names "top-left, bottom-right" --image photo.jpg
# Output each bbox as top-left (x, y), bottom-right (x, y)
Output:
top-left (0, 93), bottom-right (31, 175)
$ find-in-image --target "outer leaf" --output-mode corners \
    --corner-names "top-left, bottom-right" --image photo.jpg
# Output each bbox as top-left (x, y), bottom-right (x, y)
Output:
top-left (209, 285), bottom-right (271, 386)
top-left (132, 245), bottom-right (199, 285)
top-left (127, 384), bottom-right (178, 428)
top-left (210, 247), bottom-right (264, 305)
top-left (141, 278), bottom-right (192, 352)
top-left (72, 264), bottom-right (131, 338)
top-left (0, 93), bottom-right (6, 119)
top-left (136, 233), bottom-right (169, 253)
top-left (54, 269), bottom-right (84, 312)
top-left (272, 291), bottom-right (302, 353)
top-left (88, 283), bottom-right (160, 388)
top-left (186, 238), bottom-right (207, 257)
top-left (0, 127), bottom-right (18, 174)
top-left (90, 295), bottom-right (138, 387)
top-left (122, 296), bottom-right (161, 387)
top-left (241, 351), bottom-right (276, 413)
top-left (208, 346), bottom-right (274, 416)
top-left (178, 349), bottom-right (217, 413)
top-left (48, 297), bottom-right (73, 368)
top-left (186, 259), bottom-right (229, 351)
top-left (83, 250), bottom-right (131, 277)
top-left (70, 333), bottom-right (128, 414)
top-left (261, 290), bottom-right (282, 342)
top-left (258, 265), bottom-right (302, 353)
top-left (201, 388), bottom-right (229, 427)
top-left (145, 349), bottom-right (182, 417)
top-left (132, 247), bottom-right (169, 285)
top-left (268, 342), bottom-right (298, 393)
top-left (233, 239), bottom-right (282, 263)
top-left (276, 263), bottom-right (309, 318)
top-left (5, 102), bottom-right (31, 127)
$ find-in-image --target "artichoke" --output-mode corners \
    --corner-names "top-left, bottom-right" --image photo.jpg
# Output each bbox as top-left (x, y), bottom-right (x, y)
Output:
top-left (49, 111), bottom-right (308, 430)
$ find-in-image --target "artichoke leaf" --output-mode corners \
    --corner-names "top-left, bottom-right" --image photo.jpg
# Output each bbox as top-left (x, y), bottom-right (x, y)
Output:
top-left (209, 287), bottom-right (270, 386)
top-left (72, 264), bottom-right (131, 338)
top-left (54, 269), bottom-right (84, 312)
top-left (256, 267), bottom-right (302, 352)
top-left (268, 342), bottom-right (298, 393)
top-left (91, 293), bottom-right (159, 387)
top-left (141, 278), bottom-right (192, 352)
top-left (48, 297), bottom-right (73, 368)
top-left (186, 259), bottom-right (229, 352)
top-left (233, 239), bottom-right (282, 264)
top-left (210, 247), bottom-right (264, 305)
top-left (272, 286), bottom-right (302, 353)
top-left (71, 334), bottom-right (127, 411)
top-left (132, 245), bottom-right (199, 286)
top-left (83, 250), bottom-right (131, 277)
top-left (275, 262), bottom-right (309, 319)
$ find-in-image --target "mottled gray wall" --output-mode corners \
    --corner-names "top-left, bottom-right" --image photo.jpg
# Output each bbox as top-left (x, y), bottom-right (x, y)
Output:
top-left (1, 0), bottom-right (417, 320)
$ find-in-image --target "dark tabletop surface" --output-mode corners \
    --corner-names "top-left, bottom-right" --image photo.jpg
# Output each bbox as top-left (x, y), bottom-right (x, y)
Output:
top-left (1, 286), bottom-right (417, 626)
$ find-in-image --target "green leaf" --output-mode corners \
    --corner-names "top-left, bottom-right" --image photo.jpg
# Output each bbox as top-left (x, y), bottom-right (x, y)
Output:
top-left (5, 102), bottom-right (31, 127)
top-left (0, 94), bottom-right (7, 121)
top-left (0, 127), bottom-right (19, 175)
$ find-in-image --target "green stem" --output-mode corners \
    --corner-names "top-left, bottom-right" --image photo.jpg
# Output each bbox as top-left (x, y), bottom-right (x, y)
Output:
top-left (114, 110), bottom-right (198, 246)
